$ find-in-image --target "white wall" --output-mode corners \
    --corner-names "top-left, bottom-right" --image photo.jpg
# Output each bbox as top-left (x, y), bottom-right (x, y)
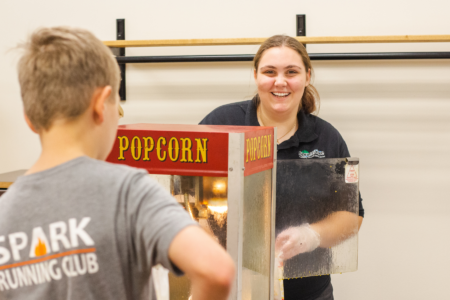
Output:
top-left (1, 0), bottom-right (450, 299)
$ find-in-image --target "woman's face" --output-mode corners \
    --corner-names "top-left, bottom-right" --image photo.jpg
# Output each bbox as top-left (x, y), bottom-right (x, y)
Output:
top-left (254, 46), bottom-right (311, 115)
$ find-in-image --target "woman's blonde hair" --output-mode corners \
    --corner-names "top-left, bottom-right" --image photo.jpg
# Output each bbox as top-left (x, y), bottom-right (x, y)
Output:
top-left (253, 35), bottom-right (320, 114)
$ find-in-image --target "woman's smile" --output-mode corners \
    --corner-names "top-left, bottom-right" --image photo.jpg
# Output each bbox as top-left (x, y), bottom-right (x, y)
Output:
top-left (271, 92), bottom-right (291, 98)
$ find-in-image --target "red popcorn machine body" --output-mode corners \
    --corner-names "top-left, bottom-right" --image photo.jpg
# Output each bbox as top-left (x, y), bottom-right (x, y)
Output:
top-left (107, 123), bottom-right (277, 300)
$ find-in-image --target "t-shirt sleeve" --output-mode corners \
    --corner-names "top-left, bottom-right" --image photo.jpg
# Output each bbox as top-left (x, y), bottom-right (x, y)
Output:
top-left (126, 173), bottom-right (197, 275)
top-left (337, 132), bottom-right (365, 218)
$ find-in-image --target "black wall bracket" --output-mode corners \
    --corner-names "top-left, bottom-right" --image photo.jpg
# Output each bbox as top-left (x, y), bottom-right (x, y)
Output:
top-left (297, 14), bottom-right (306, 48)
top-left (110, 19), bottom-right (126, 100)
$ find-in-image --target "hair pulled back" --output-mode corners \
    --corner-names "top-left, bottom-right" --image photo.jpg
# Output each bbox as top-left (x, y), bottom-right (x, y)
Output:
top-left (253, 35), bottom-right (320, 114)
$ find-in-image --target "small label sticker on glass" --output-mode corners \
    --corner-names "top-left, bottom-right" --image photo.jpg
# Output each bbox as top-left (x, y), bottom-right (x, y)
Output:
top-left (345, 164), bottom-right (359, 183)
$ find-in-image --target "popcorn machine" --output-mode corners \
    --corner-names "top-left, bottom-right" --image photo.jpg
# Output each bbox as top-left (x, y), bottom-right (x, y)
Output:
top-left (107, 124), bottom-right (277, 300)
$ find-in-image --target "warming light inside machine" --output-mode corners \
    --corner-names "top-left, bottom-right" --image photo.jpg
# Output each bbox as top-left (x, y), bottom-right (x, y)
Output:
top-left (205, 179), bottom-right (228, 213)
top-left (206, 179), bottom-right (227, 201)
top-left (208, 205), bottom-right (228, 214)
top-left (212, 181), bottom-right (227, 196)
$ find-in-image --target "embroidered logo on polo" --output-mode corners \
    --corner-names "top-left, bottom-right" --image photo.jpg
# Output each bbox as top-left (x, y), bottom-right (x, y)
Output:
top-left (299, 149), bottom-right (325, 159)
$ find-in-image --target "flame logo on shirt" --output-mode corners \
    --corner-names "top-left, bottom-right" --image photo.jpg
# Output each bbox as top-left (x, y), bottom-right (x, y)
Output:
top-left (35, 238), bottom-right (47, 257)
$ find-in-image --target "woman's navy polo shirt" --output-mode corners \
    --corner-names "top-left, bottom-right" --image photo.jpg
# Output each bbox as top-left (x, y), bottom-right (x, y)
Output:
top-left (200, 98), bottom-right (364, 300)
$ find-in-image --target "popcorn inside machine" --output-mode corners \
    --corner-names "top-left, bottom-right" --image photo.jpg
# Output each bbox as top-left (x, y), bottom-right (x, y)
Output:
top-left (107, 124), bottom-right (277, 300)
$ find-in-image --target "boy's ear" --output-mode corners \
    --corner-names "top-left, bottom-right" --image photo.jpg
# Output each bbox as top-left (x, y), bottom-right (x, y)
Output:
top-left (92, 86), bottom-right (112, 124)
top-left (24, 112), bottom-right (38, 134)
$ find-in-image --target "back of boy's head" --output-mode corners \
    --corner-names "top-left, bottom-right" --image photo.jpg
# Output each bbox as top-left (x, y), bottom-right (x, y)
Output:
top-left (18, 27), bottom-right (120, 131)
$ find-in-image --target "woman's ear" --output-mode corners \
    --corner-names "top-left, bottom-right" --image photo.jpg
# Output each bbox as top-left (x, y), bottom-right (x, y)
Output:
top-left (254, 69), bottom-right (257, 80)
top-left (92, 86), bottom-right (112, 124)
top-left (306, 68), bottom-right (311, 87)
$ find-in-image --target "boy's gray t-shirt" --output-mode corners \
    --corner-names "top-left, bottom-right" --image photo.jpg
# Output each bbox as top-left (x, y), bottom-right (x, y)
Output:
top-left (0, 156), bottom-right (196, 300)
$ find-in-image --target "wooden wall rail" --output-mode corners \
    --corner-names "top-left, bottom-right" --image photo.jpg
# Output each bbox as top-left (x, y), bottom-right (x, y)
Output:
top-left (0, 170), bottom-right (26, 189)
top-left (104, 35), bottom-right (450, 48)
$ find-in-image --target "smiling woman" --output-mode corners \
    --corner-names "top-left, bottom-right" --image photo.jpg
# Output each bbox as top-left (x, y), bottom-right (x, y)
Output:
top-left (200, 35), bottom-right (364, 300)
top-left (252, 36), bottom-right (319, 144)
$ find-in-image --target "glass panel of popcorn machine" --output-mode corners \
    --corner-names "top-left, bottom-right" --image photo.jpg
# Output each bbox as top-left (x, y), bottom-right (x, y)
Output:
top-left (171, 175), bottom-right (228, 248)
top-left (149, 174), bottom-right (229, 300)
top-left (242, 169), bottom-right (272, 300)
top-left (275, 158), bottom-right (359, 281)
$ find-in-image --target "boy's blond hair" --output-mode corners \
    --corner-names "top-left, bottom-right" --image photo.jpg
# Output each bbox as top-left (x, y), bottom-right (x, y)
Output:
top-left (18, 27), bottom-right (120, 131)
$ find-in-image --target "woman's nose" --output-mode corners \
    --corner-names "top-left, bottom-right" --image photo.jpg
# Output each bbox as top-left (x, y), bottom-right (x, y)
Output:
top-left (274, 75), bottom-right (287, 87)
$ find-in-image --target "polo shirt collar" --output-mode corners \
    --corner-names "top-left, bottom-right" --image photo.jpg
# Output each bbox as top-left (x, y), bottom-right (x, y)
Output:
top-left (245, 95), bottom-right (318, 148)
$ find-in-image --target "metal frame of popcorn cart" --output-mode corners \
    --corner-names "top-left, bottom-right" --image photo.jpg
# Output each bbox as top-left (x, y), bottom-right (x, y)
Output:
top-left (106, 123), bottom-right (277, 300)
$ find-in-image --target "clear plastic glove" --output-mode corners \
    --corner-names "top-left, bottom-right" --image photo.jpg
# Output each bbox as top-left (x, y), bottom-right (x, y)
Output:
top-left (275, 224), bottom-right (320, 261)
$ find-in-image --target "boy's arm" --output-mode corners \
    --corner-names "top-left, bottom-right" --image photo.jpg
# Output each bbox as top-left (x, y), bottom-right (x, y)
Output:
top-left (126, 173), bottom-right (235, 298)
top-left (169, 226), bottom-right (235, 300)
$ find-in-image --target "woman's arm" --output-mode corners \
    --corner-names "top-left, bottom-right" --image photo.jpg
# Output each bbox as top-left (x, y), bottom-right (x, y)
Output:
top-left (276, 212), bottom-right (363, 260)
top-left (310, 211), bottom-right (363, 248)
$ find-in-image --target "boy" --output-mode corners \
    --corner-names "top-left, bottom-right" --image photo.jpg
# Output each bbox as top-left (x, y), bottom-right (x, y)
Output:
top-left (0, 27), bottom-right (234, 300)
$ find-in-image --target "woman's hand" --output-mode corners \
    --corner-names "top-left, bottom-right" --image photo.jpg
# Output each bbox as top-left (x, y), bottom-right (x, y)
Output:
top-left (275, 224), bottom-right (321, 261)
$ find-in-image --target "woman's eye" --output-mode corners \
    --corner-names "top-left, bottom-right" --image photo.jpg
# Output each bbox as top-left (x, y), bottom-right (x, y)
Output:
top-left (287, 70), bottom-right (298, 75)
top-left (263, 70), bottom-right (275, 74)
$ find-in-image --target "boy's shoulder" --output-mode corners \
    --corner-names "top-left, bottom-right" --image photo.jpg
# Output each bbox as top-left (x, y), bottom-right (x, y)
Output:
top-left (2, 156), bottom-right (150, 204)
top-left (0, 156), bottom-right (162, 236)
top-left (49, 155), bottom-right (147, 181)
top-left (74, 155), bottom-right (147, 178)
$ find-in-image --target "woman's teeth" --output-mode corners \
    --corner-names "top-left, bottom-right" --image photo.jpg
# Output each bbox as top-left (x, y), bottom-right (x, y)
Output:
top-left (272, 92), bottom-right (290, 97)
